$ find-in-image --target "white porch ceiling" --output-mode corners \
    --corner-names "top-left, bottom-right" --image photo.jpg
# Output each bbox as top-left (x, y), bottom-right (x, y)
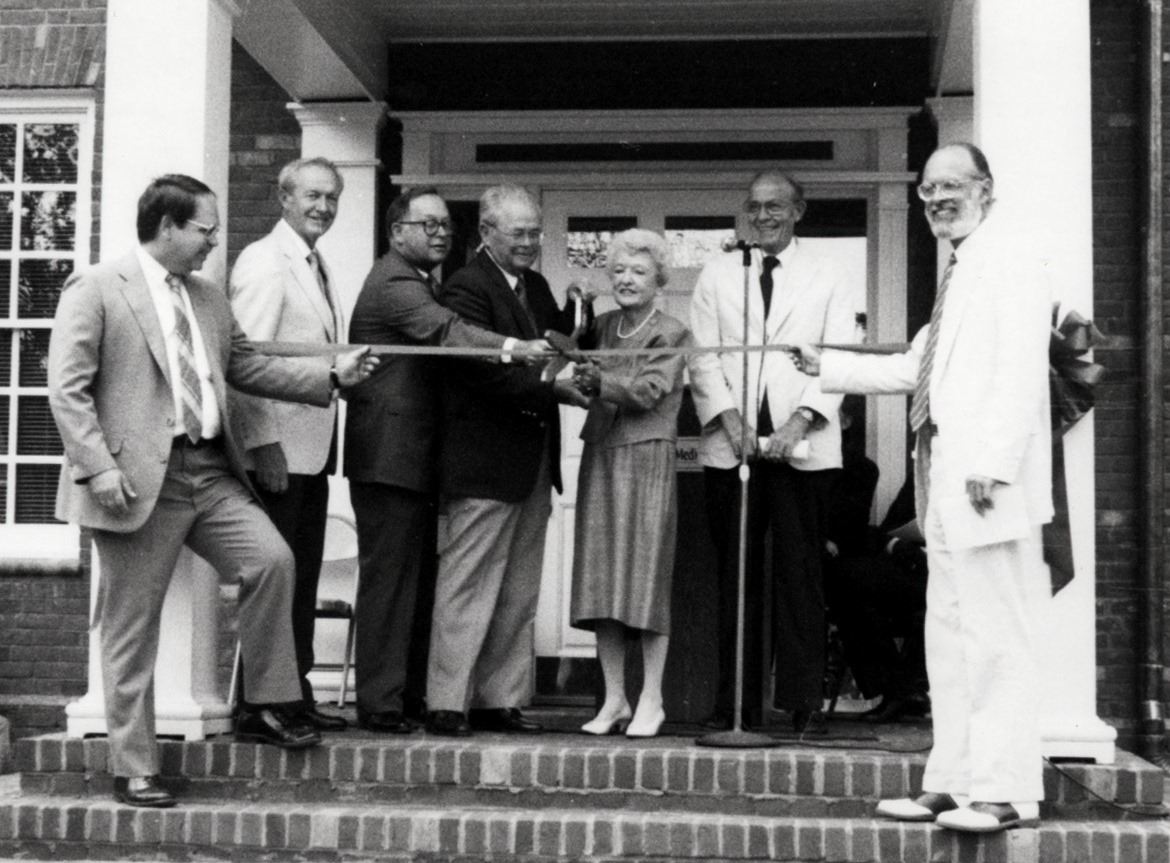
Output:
top-left (365, 0), bottom-right (932, 42)
top-left (236, 0), bottom-right (969, 102)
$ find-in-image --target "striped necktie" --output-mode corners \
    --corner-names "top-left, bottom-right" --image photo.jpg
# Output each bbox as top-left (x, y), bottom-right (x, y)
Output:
top-left (165, 274), bottom-right (203, 443)
top-left (908, 253), bottom-right (957, 432)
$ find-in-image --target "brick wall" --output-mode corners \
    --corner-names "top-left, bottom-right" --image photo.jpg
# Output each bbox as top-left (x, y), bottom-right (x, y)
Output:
top-left (0, 0), bottom-right (105, 89)
top-left (1087, 0), bottom-right (1170, 740)
top-left (227, 40), bottom-right (301, 268)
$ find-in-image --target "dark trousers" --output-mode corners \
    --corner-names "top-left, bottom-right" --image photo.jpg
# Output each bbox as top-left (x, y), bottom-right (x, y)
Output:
top-left (704, 462), bottom-right (837, 716)
top-left (349, 481), bottom-right (436, 714)
top-left (825, 551), bottom-right (928, 700)
top-left (250, 469), bottom-right (330, 706)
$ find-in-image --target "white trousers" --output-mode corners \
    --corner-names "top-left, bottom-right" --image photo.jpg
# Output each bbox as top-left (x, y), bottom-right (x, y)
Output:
top-left (920, 444), bottom-right (1051, 803)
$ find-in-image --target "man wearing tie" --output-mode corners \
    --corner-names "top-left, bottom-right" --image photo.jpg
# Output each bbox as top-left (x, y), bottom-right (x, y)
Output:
top-left (47, 174), bottom-right (375, 808)
top-left (426, 184), bottom-right (586, 737)
top-left (344, 187), bottom-right (550, 735)
top-left (796, 144), bottom-right (1053, 832)
top-left (228, 158), bottom-right (348, 732)
top-left (688, 171), bottom-right (858, 733)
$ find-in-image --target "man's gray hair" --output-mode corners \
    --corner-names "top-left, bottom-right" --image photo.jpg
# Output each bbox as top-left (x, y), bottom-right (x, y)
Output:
top-left (277, 157), bottom-right (345, 195)
top-left (479, 183), bottom-right (540, 227)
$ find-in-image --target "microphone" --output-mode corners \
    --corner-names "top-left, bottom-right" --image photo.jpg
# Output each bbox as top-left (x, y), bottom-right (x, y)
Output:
top-left (720, 236), bottom-right (759, 253)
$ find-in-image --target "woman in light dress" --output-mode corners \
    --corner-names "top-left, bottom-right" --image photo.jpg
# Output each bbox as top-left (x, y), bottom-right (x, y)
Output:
top-left (569, 228), bottom-right (691, 738)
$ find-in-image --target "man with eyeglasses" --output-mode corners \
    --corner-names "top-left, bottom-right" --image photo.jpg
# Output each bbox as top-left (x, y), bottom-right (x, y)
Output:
top-left (425, 183), bottom-right (587, 737)
top-left (344, 186), bottom-right (550, 736)
top-left (47, 174), bottom-right (377, 807)
top-left (227, 157), bottom-right (348, 734)
top-left (688, 170), bottom-right (858, 735)
top-left (793, 143), bottom-right (1053, 832)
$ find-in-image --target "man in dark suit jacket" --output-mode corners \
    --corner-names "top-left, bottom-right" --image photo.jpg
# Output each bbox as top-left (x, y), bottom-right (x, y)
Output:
top-left (47, 174), bottom-right (375, 808)
top-left (344, 187), bottom-right (548, 734)
top-left (426, 184), bottom-right (586, 737)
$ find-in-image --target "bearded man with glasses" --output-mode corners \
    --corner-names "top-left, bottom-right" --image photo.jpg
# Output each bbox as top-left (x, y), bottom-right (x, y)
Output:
top-left (344, 186), bottom-right (550, 735)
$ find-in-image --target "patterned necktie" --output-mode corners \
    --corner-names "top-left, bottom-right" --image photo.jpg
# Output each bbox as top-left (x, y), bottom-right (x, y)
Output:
top-left (165, 274), bottom-right (203, 443)
top-left (908, 253), bottom-right (957, 432)
top-left (756, 256), bottom-right (781, 436)
top-left (308, 250), bottom-right (335, 313)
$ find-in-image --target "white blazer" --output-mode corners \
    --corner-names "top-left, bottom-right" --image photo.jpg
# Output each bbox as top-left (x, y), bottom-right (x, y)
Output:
top-left (820, 214), bottom-right (1054, 537)
top-left (228, 218), bottom-right (344, 475)
top-left (688, 239), bottom-right (860, 470)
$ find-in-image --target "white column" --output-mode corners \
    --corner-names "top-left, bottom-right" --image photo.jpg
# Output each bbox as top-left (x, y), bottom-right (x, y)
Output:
top-left (286, 101), bottom-right (385, 702)
top-left (66, 0), bottom-right (240, 741)
top-left (973, 0), bottom-right (1114, 762)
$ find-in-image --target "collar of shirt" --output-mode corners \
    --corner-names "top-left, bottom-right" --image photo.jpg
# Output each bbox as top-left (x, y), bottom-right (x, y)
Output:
top-left (277, 216), bottom-right (314, 259)
top-left (484, 249), bottom-right (522, 290)
top-left (759, 236), bottom-right (800, 270)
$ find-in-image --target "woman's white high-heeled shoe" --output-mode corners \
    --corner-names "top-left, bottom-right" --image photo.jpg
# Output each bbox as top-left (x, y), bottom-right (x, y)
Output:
top-left (625, 705), bottom-right (665, 738)
top-left (581, 703), bottom-right (632, 736)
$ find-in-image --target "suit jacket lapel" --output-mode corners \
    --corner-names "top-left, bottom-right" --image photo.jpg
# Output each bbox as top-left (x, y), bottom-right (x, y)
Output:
top-left (479, 251), bottom-right (537, 337)
top-left (279, 230), bottom-right (337, 341)
top-left (115, 254), bottom-right (171, 386)
top-left (765, 250), bottom-right (801, 343)
top-left (933, 258), bottom-right (973, 386)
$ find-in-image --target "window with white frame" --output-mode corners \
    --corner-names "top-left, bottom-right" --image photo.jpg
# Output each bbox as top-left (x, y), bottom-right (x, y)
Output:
top-left (0, 99), bottom-right (94, 529)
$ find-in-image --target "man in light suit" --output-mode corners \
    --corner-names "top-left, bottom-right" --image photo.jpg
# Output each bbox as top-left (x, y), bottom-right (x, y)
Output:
top-left (426, 184), bottom-right (586, 737)
top-left (796, 143), bottom-right (1053, 832)
top-left (688, 171), bottom-right (858, 733)
top-left (228, 158), bottom-right (347, 732)
top-left (47, 174), bottom-right (375, 808)
top-left (345, 187), bottom-right (550, 735)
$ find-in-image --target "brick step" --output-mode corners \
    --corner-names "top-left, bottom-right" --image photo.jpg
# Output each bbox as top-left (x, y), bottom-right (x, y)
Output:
top-left (0, 794), bottom-right (1169, 863)
top-left (16, 733), bottom-right (1165, 819)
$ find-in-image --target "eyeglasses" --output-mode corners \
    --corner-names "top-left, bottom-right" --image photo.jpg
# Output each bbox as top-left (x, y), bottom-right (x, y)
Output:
top-left (485, 223), bottom-right (543, 244)
top-left (916, 178), bottom-right (985, 201)
top-left (396, 218), bottom-right (455, 237)
top-left (745, 200), bottom-right (800, 218)
top-left (185, 218), bottom-right (220, 240)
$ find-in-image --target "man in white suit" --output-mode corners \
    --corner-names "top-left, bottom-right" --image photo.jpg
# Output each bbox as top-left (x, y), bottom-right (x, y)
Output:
top-left (689, 171), bottom-right (858, 733)
top-left (795, 143), bottom-right (1053, 832)
top-left (228, 158), bottom-right (347, 732)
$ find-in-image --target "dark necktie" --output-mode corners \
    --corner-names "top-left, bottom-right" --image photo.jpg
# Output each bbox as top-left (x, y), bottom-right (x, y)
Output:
top-left (165, 274), bottom-right (203, 443)
top-left (909, 253), bottom-right (958, 432)
top-left (757, 256), bottom-right (781, 436)
top-left (515, 273), bottom-right (537, 330)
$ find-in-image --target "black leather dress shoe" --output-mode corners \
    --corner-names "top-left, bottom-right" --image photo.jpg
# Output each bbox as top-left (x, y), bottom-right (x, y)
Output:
top-left (469, 707), bottom-right (543, 734)
top-left (113, 775), bottom-right (175, 808)
top-left (426, 709), bottom-right (472, 737)
top-left (301, 705), bottom-right (348, 731)
top-left (403, 695), bottom-right (428, 723)
top-left (357, 708), bottom-right (417, 734)
top-left (862, 695), bottom-right (930, 724)
top-left (235, 707), bottom-right (322, 749)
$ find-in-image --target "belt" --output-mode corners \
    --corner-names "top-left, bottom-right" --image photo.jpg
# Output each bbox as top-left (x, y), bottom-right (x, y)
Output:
top-left (172, 435), bottom-right (221, 450)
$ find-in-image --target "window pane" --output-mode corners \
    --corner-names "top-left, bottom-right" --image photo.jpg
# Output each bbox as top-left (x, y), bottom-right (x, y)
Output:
top-left (18, 258), bottom-right (71, 318)
top-left (16, 394), bottom-right (61, 455)
top-left (0, 192), bottom-right (13, 249)
top-left (0, 330), bottom-right (10, 387)
top-left (0, 393), bottom-right (7, 453)
top-left (15, 464), bottom-right (61, 524)
top-left (664, 215), bottom-right (736, 269)
top-left (22, 123), bottom-right (79, 184)
top-left (566, 216), bottom-right (637, 269)
top-left (0, 258), bottom-right (10, 318)
top-left (20, 190), bottom-right (76, 251)
top-left (18, 328), bottom-right (51, 386)
top-left (0, 124), bottom-right (14, 183)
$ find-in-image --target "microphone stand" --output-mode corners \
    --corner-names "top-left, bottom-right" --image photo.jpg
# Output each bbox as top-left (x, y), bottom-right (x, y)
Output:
top-left (697, 240), bottom-right (780, 749)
